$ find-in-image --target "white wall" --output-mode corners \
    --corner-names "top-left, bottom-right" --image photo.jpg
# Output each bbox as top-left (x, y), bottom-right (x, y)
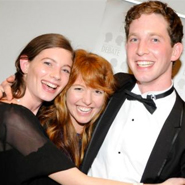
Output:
top-left (0, 0), bottom-right (106, 81)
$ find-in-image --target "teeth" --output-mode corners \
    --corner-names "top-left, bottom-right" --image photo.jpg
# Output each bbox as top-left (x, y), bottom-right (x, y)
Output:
top-left (42, 81), bottom-right (57, 89)
top-left (77, 106), bottom-right (91, 113)
top-left (137, 61), bottom-right (153, 67)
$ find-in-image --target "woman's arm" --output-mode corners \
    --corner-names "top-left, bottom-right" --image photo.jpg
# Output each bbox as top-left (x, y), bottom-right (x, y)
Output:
top-left (0, 75), bottom-right (14, 100)
top-left (49, 167), bottom-right (185, 185)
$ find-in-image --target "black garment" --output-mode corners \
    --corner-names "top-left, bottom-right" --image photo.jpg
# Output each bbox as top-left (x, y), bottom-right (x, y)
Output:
top-left (0, 102), bottom-right (75, 185)
top-left (81, 72), bottom-right (185, 183)
top-left (124, 86), bottom-right (174, 114)
top-left (124, 90), bottom-right (157, 114)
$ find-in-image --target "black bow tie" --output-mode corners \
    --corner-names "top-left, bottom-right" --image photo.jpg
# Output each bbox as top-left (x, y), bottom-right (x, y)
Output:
top-left (125, 86), bottom-right (174, 114)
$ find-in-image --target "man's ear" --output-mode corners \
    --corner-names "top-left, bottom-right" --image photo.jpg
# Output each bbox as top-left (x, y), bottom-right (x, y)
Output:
top-left (171, 42), bottom-right (183, 62)
top-left (19, 55), bottom-right (29, 74)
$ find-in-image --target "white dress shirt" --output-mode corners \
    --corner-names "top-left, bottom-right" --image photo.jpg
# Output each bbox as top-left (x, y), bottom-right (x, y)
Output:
top-left (88, 84), bottom-right (176, 183)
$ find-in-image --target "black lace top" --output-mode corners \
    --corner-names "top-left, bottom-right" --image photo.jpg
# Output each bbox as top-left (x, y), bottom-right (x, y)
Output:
top-left (0, 102), bottom-right (75, 185)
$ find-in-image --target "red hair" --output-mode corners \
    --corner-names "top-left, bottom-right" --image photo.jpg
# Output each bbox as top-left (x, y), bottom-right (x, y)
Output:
top-left (39, 49), bottom-right (117, 166)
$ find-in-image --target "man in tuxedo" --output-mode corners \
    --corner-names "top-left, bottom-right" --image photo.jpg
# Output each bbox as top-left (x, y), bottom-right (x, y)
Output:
top-left (80, 1), bottom-right (185, 184)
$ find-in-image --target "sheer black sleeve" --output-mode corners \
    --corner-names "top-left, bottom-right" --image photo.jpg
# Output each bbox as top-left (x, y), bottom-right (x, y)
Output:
top-left (0, 102), bottom-right (75, 184)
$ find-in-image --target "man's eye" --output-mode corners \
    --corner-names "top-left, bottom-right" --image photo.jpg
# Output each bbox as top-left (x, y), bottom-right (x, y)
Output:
top-left (130, 38), bottom-right (138, 42)
top-left (152, 38), bottom-right (159, 42)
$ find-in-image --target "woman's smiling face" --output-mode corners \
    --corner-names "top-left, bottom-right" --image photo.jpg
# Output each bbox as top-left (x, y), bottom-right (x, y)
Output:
top-left (66, 75), bottom-right (105, 133)
top-left (22, 47), bottom-right (73, 103)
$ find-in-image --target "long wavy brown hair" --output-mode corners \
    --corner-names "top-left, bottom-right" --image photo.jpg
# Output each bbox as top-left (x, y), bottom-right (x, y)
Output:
top-left (11, 33), bottom-right (74, 100)
top-left (39, 49), bottom-right (117, 166)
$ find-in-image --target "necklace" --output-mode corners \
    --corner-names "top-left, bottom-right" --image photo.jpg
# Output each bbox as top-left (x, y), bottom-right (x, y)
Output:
top-left (16, 99), bottom-right (21, 102)
top-left (14, 98), bottom-right (21, 103)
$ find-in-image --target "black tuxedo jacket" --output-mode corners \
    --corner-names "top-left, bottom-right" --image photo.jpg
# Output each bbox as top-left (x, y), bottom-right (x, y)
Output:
top-left (80, 73), bottom-right (185, 183)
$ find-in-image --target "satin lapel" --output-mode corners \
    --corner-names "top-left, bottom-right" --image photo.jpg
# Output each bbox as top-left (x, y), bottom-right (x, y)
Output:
top-left (80, 78), bottom-right (135, 173)
top-left (141, 93), bottom-right (183, 182)
top-left (80, 89), bottom-right (126, 173)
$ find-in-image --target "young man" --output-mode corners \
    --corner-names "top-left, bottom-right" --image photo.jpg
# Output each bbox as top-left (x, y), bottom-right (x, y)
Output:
top-left (80, 1), bottom-right (185, 184)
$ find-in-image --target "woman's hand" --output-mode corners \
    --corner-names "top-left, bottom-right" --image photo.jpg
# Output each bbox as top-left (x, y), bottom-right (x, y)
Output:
top-left (0, 75), bottom-right (15, 100)
top-left (158, 178), bottom-right (185, 185)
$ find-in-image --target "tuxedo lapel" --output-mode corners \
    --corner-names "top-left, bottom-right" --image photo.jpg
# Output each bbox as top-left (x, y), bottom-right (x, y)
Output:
top-left (80, 73), bottom-right (135, 173)
top-left (80, 88), bottom-right (127, 173)
top-left (141, 93), bottom-right (184, 182)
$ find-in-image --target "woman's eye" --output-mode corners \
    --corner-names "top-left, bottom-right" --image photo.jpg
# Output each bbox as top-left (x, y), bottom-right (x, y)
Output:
top-left (44, 61), bottom-right (52, 66)
top-left (95, 90), bottom-right (104, 94)
top-left (62, 68), bottom-right (71, 74)
top-left (74, 87), bottom-right (82, 91)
